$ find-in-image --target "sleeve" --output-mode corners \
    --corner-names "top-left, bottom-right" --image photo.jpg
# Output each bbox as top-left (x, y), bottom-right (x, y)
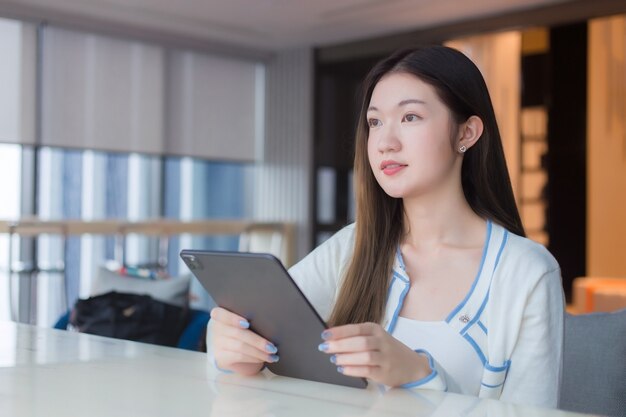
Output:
top-left (402, 349), bottom-right (448, 392)
top-left (497, 267), bottom-right (565, 408)
top-left (287, 224), bottom-right (355, 321)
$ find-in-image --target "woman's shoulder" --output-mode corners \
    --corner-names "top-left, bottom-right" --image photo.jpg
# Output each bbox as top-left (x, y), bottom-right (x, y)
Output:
top-left (491, 223), bottom-right (561, 289)
top-left (310, 223), bottom-right (356, 257)
top-left (501, 228), bottom-right (559, 270)
top-left (288, 223), bottom-right (356, 274)
top-left (287, 224), bottom-right (357, 318)
top-left (327, 222), bottom-right (357, 243)
top-left (489, 224), bottom-right (564, 328)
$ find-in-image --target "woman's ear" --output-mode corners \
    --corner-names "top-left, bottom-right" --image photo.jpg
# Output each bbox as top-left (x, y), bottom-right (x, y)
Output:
top-left (457, 115), bottom-right (484, 152)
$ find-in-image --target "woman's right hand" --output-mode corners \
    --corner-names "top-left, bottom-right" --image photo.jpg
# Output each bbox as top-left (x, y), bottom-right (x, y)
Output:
top-left (210, 307), bottom-right (279, 376)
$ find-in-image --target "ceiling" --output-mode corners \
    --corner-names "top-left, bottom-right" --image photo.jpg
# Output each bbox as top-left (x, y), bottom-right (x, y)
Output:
top-left (1, 0), bottom-right (573, 51)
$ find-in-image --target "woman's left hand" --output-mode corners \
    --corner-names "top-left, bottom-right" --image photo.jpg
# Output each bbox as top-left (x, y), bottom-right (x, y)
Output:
top-left (318, 322), bottom-right (431, 387)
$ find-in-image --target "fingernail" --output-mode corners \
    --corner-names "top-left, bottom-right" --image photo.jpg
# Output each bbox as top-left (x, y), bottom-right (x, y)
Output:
top-left (265, 343), bottom-right (278, 354)
top-left (321, 330), bottom-right (332, 340)
top-left (330, 355), bottom-right (337, 364)
top-left (239, 320), bottom-right (250, 329)
top-left (318, 342), bottom-right (328, 352)
top-left (337, 366), bottom-right (344, 373)
top-left (269, 354), bottom-right (279, 363)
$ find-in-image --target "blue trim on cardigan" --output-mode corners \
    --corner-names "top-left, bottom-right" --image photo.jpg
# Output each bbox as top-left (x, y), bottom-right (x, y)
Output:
top-left (401, 370), bottom-right (439, 388)
top-left (481, 381), bottom-right (504, 388)
top-left (392, 270), bottom-right (409, 284)
top-left (395, 247), bottom-right (406, 271)
top-left (462, 333), bottom-right (487, 365)
top-left (446, 221), bottom-right (493, 323)
top-left (460, 230), bottom-right (509, 334)
top-left (492, 230), bottom-right (509, 273)
top-left (400, 349), bottom-right (440, 388)
top-left (477, 320), bottom-right (488, 335)
top-left (484, 360), bottom-right (511, 372)
top-left (214, 359), bottom-right (234, 374)
top-left (386, 279), bottom-right (410, 333)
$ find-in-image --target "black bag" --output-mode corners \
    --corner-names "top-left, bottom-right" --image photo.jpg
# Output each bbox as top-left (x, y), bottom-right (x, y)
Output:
top-left (70, 291), bottom-right (190, 347)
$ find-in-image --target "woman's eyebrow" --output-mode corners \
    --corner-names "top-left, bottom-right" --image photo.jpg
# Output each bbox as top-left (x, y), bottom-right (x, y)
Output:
top-left (398, 99), bottom-right (426, 106)
top-left (367, 99), bottom-right (427, 112)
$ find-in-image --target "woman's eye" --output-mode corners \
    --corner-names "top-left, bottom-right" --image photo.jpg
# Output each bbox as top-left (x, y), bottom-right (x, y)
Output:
top-left (403, 114), bottom-right (420, 122)
top-left (368, 118), bottom-right (382, 128)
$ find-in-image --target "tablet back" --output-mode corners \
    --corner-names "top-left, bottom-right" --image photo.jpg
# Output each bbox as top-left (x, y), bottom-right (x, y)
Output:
top-left (180, 250), bottom-right (367, 389)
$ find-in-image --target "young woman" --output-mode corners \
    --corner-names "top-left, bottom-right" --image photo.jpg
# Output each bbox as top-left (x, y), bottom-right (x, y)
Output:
top-left (208, 46), bottom-right (565, 408)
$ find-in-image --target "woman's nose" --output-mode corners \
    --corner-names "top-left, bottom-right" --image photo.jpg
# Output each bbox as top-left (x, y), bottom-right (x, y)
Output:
top-left (377, 125), bottom-right (401, 153)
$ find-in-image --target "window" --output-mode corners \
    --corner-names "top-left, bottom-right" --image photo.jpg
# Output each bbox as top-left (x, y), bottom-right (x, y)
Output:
top-left (25, 149), bottom-right (254, 324)
top-left (0, 144), bottom-right (22, 322)
top-left (1, 19), bottom-right (264, 325)
top-left (164, 157), bottom-right (254, 309)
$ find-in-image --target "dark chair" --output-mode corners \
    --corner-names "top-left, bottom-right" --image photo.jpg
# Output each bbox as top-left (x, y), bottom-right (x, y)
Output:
top-left (54, 308), bottom-right (210, 351)
top-left (560, 308), bottom-right (626, 416)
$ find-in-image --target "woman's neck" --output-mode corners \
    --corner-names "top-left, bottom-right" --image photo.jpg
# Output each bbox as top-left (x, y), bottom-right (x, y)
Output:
top-left (401, 187), bottom-right (486, 251)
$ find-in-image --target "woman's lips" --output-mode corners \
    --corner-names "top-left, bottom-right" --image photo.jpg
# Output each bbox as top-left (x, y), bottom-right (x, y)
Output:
top-left (380, 160), bottom-right (407, 175)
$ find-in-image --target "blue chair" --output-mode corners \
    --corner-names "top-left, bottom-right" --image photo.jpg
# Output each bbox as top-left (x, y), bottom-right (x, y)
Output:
top-left (54, 308), bottom-right (210, 351)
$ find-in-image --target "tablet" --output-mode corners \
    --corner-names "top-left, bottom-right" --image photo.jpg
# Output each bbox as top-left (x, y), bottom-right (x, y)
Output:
top-left (180, 249), bottom-right (368, 389)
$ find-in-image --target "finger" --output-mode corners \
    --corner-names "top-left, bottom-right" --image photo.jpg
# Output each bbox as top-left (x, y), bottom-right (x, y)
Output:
top-left (319, 335), bottom-right (380, 354)
top-left (331, 351), bottom-right (382, 367)
top-left (214, 322), bottom-right (278, 354)
top-left (322, 322), bottom-right (381, 340)
top-left (215, 336), bottom-right (279, 363)
top-left (336, 365), bottom-right (378, 379)
top-left (210, 307), bottom-right (250, 329)
top-left (215, 349), bottom-right (263, 366)
top-left (215, 348), bottom-right (276, 368)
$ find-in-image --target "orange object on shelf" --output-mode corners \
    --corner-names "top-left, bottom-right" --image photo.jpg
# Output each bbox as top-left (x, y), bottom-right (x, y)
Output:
top-left (592, 287), bottom-right (626, 313)
top-left (572, 277), bottom-right (626, 313)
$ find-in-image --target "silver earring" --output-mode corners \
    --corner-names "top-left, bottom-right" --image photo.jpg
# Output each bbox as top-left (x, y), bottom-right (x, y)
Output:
top-left (459, 145), bottom-right (467, 153)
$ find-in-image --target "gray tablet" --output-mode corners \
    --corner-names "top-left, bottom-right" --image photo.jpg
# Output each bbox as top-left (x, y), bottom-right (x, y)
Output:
top-left (180, 249), bottom-right (367, 389)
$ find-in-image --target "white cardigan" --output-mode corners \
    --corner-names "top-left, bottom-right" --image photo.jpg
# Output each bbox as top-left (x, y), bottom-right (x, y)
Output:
top-left (288, 222), bottom-right (565, 408)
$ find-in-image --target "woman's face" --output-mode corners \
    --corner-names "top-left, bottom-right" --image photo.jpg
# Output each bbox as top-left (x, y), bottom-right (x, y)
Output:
top-left (367, 72), bottom-right (460, 200)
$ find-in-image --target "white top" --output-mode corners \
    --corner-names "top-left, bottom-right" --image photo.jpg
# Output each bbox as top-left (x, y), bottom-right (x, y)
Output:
top-left (286, 221), bottom-right (565, 408)
top-left (392, 317), bottom-right (484, 396)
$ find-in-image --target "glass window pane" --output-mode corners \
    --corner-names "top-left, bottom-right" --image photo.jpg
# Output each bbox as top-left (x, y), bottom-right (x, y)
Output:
top-left (164, 157), bottom-right (253, 310)
top-left (36, 147), bottom-right (82, 325)
top-left (0, 144), bottom-right (22, 322)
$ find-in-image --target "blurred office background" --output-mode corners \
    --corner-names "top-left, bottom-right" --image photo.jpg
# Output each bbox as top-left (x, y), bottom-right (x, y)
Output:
top-left (1, 0), bottom-right (625, 326)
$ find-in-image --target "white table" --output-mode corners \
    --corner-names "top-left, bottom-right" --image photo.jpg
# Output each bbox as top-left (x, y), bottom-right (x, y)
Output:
top-left (0, 321), bottom-right (593, 417)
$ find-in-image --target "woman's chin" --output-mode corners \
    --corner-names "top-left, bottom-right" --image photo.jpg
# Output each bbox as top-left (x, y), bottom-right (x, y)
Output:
top-left (380, 188), bottom-right (406, 199)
